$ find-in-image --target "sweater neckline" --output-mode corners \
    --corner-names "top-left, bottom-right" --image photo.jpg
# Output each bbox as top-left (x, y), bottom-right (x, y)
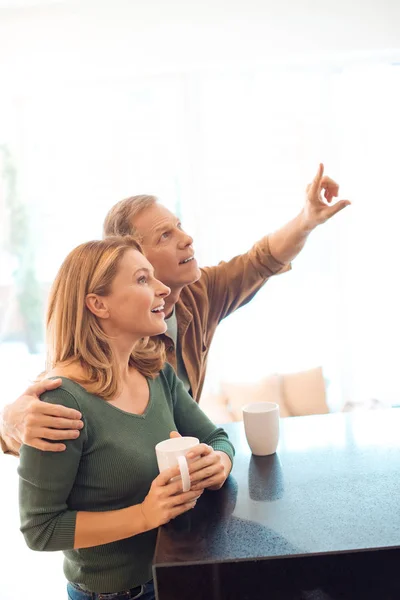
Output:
top-left (53, 376), bottom-right (154, 420)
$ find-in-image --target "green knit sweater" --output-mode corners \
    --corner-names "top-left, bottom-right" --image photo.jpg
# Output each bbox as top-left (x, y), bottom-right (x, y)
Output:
top-left (18, 364), bottom-right (234, 593)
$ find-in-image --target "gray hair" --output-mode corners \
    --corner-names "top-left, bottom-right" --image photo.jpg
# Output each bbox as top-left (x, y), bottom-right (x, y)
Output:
top-left (103, 195), bottom-right (158, 240)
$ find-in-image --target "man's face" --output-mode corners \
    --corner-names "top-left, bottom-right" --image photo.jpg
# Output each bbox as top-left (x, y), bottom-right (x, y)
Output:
top-left (131, 203), bottom-right (201, 290)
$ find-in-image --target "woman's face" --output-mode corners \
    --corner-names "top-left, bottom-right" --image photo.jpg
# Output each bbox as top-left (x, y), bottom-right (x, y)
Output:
top-left (102, 248), bottom-right (170, 340)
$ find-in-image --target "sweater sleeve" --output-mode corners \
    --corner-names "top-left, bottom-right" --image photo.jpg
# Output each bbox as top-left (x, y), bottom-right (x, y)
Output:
top-left (166, 367), bottom-right (235, 465)
top-left (200, 234), bottom-right (291, 326)
top-left (18, 387), bottom-right (87, 552)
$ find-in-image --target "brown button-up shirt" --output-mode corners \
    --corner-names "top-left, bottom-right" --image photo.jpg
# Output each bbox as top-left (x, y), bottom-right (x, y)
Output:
top-left (157, 235), bottom-right (289, 402)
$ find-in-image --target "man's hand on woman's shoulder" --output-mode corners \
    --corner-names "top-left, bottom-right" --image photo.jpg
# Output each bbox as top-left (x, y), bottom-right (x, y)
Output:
top-left (1, 379), bottom-right (83, 454)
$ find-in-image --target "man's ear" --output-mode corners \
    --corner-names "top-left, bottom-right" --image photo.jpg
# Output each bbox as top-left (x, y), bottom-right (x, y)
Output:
top-left (86, 294), bottom-right (110, 320)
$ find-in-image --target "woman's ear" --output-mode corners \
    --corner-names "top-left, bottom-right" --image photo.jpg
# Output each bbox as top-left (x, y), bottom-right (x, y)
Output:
top-left (86, 294), bottom-right (109, 320)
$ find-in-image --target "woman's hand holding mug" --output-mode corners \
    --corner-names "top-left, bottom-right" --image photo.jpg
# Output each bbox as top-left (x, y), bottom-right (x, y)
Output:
top-left (140, 465), bottom-right (203, 530)
top-left (170, 431), bottom-right (232, 492)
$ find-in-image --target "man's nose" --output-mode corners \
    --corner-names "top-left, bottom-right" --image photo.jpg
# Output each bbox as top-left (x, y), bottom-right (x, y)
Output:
top-left (178, 229), bottom-right (193, 248)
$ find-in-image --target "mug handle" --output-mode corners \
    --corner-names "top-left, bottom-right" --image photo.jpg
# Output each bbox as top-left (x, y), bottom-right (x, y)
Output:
top-left (177, 455), bottom-right (191, 492)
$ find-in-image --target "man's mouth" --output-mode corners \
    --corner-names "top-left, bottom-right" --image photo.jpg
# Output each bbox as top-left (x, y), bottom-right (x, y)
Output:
top-left (179, 256), bottom-right (195, 265)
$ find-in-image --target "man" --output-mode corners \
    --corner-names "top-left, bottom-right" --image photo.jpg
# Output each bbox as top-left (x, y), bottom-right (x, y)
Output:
top-left (0, 164), bottom-right (350, 455)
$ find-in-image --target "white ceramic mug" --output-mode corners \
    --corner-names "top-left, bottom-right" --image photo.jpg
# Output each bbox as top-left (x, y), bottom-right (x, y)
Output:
top-left (242, 402), bottom-right (279, 456)
top-left (155, 436), bottom-right (199, 492)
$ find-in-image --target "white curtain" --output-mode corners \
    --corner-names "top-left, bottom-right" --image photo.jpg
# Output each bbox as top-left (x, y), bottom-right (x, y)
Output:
top-left (182, 62), bottom-right (400, 410)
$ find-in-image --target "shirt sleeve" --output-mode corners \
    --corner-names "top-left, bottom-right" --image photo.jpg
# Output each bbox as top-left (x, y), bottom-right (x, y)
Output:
top-left (0, 429), bottom-right (18, 456)
top-left (169, 368), bottom-right (235, 465)
top-left (18, 387), bottom-right (87, 552)
top-left (200, 234), bottom-right (291, 326)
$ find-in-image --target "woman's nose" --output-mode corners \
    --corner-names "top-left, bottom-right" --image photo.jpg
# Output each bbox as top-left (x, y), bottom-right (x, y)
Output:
top-left (157, 282), bottom-right (171, 298)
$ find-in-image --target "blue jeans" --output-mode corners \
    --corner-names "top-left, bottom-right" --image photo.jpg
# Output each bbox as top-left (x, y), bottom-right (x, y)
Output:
top-left (67, 580), bottom-right (155, 600)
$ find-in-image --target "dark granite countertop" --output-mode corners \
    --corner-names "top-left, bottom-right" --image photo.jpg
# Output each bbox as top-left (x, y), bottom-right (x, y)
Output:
top-left (154, 409), bottom-right (400, 567)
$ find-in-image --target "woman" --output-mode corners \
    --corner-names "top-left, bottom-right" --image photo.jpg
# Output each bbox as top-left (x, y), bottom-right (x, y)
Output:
top-left (18, 236), bottom-right (234, 600)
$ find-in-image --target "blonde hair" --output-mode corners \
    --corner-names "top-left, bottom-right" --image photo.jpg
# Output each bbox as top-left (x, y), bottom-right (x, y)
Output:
top-left (45, 236), bottom-right (165, 401)
top-left (103, 195), bottom-right (158, 239)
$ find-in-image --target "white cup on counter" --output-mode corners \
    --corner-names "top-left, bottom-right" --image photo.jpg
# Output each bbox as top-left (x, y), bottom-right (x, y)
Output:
top-left (242, 402), bottom-right (279, 456)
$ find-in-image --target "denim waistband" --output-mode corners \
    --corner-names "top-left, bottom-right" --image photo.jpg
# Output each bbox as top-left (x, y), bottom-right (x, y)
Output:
top-left (69, 581), bottom-right (145, 599)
